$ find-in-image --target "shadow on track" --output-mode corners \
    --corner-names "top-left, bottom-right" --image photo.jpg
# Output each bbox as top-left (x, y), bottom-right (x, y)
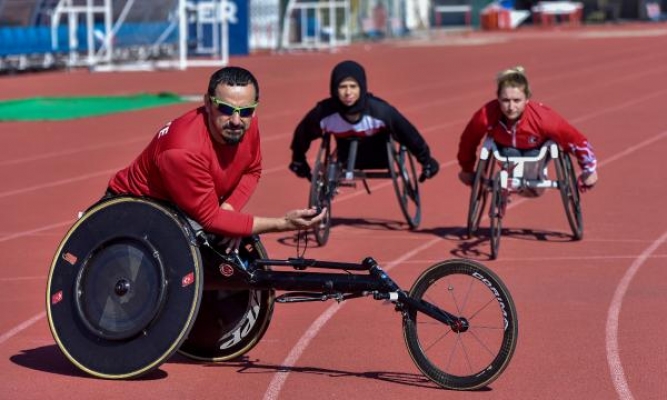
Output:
top-left (10, 345), bottom-right (168, 380)
top-left (170, 355), bottom-right (493, 392)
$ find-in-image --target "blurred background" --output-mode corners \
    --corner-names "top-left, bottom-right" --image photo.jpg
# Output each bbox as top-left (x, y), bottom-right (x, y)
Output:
top-left (0, 0), bottom-right (664, 74)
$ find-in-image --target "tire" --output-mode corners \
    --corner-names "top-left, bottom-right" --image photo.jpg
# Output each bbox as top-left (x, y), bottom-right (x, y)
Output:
top-left (467, 158), bottom-right (495, 238)
top-left (403, 259), bottom-right (518, 390)
top-left (387, 141), bottom-right (421, 229)
top-left (309, 144), bottom-right (333, 246)
top-left (489, 176), bottom-right (503, 260)
top-left (46, 197), bottom-right (204, 379)
top-left (555, 153), bottom-right (583, 240)
top-left (178, 237), bottom-right (275, 362)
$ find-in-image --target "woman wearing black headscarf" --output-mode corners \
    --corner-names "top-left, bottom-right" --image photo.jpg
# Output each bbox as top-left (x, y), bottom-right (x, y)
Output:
top-left (289, 60), bottom-right (439, 183)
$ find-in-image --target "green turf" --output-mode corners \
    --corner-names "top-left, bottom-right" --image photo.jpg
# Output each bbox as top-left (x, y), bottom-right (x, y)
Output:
top-left (0, 92), bottom-right (188, 121)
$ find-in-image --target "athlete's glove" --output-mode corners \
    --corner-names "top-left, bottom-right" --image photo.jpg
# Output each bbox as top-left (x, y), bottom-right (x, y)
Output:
top-left (419, 157), bottom-right (440, 183)
top-left (289, 160), bottom-right (312, 180)
top-left (578, 170), bottom-right (598, 193)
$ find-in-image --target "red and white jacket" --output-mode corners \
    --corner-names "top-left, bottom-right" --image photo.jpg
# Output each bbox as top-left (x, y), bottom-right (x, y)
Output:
top-left (457, 100), bottom-right (597, 174)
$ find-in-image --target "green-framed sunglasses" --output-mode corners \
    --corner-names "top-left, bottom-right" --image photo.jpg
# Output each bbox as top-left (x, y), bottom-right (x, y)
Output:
top-left (209, 96), bottom-right (258, 118)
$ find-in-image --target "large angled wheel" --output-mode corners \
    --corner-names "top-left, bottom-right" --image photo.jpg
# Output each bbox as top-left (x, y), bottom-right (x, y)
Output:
top-left (178, 236), bottom-right (274, 361)
top-left (555, 152), bottom-right (583, 240)
top-left (387, 141), bottom-right (421, 229)
top-left (308, 142), bottom-right (334, 246)
top-left (403, 259), bottom-right (519, 390)
top-left (46, 197), bottom-right (203, 379)
top-left (467, 157), bottom-right (495, 238)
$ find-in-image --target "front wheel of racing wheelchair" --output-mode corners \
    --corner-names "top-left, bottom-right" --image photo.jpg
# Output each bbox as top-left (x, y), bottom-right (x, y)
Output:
top-left (46, 196), bottom-right (274, 378)
top-left (308, 133), bottom-right (421, 246)
top-left (403, 258), bottom-right (518, 390)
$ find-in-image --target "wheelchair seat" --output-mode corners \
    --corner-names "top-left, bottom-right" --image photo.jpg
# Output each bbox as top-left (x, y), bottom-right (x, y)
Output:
top-left (334, 133), bottom-right (391, 171)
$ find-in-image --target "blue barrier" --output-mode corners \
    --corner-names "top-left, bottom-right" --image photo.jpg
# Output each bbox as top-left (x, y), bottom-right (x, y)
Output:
top-left (0, 22), bottom-right (179, 58)
top-left (0, 25), bottom-right (71, 57)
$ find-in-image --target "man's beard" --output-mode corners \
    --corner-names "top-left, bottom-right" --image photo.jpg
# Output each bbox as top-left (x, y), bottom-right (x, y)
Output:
top-left (221, 122), bottom-right (246, 145)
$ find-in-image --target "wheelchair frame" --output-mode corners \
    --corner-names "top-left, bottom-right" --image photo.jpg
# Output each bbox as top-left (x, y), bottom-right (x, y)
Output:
top-left (467, 138), bottom-right (583, 259)
top-left (308, 133), bottom-right (421, 246)
top-left (46, 196), bottom-right (518, 390)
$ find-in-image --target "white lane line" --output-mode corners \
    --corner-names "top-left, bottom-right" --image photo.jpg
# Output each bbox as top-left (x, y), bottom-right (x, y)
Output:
top-left (0, 220), bottom-right (73, 243)
top-left (0, 276), bottom-right (45, 282)
top-left (0, 312), bottom-right (46, 345)
top-left (606, 230), bottom-right (667, 400)
top-left (0, 137), bottom-right (147, 167)
top-left (0, 169), bottom-right (116, 199)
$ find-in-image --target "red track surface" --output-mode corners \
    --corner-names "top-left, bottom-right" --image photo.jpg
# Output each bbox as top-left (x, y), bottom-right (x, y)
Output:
top-left (1, 23), bottom-right (667, 400)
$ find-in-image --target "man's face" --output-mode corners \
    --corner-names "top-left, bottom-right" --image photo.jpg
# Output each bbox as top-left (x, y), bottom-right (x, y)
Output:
top-left (498, 85), bottom-right (528, 123)
top-left (337, 77), bottom-right (360, 107)
top-left (205, 83), bottom-right (257, 146)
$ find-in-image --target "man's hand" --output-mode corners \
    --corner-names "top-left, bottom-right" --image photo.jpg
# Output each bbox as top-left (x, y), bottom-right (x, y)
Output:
top-left (288, 160), bottom-right (312, 180)
top-left (578, 170), bottom-right (598, 193)
top-left (419, 157), bottom-right (440, 183)
top-left (283, 207), bottom-right (327, 230)
top-left (458, 170), bottom-right (475, 186)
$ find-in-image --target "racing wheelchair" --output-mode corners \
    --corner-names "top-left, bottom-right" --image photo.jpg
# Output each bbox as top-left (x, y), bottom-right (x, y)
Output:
top-left (308, 132), bottom-right (421, 246)
top-left (467, 138), bottom-right (583, 260)
top-left (46, 196), bottom-right (518, 390)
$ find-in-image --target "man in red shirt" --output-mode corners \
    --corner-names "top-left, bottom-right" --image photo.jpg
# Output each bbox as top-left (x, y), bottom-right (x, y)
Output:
top-left (457, 66), bottom-right (598, 191)
top-left (108, 66), bottom-right (324, 240)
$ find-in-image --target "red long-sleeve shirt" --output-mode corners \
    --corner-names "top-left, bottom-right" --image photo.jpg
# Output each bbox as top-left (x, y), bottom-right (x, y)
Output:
top-left (108, 107), bottom-right (262, 236)
top-left (457, 100), bottom-right (597, 173)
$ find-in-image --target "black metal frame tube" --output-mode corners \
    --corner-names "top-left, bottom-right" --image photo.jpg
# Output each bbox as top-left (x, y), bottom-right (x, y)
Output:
top-left (248, 269), bottom-right (385, 292)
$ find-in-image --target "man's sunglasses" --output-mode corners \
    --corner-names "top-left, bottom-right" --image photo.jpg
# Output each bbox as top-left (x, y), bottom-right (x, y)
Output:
top-left (209, 96), bottom-right (258, 118)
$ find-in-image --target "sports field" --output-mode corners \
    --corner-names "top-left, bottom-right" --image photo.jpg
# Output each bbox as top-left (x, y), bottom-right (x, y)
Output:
top-left (1, 22), bottom-right (666, 400)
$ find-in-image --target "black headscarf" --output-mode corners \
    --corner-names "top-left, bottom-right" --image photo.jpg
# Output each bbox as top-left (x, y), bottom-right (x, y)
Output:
top-left (329, 60), bottom-right (368, 115)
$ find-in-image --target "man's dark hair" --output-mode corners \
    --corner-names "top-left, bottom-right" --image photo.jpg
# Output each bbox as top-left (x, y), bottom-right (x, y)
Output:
top-left (207, 66), bottom-right (260, 101)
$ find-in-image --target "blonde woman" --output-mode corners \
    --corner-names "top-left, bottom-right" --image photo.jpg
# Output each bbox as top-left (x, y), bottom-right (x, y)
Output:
top-left (457, 66), bottom-right (598, 192)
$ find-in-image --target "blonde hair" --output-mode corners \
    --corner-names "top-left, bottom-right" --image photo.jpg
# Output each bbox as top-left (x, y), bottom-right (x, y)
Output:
top-left (496, 66), bottom-right (531, 98)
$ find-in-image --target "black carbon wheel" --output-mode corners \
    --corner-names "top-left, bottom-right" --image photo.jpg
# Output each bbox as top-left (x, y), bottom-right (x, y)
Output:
top-left (489, 176), bottom-right (503, 260)
top-left (467, 157), bottom-right (495, 238)
top-left (555, 152), bottom-right (583, 240)
top-left (46, 197), bottom-right (203, 379)
top-left (402, 259), bottom-right (518, 390)
top-left (387, 141), bottom-right (421, 229)
top-left (178, 237), bottom-right (275, 362)
top-left (309, 144), bottom-right (334, 246)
